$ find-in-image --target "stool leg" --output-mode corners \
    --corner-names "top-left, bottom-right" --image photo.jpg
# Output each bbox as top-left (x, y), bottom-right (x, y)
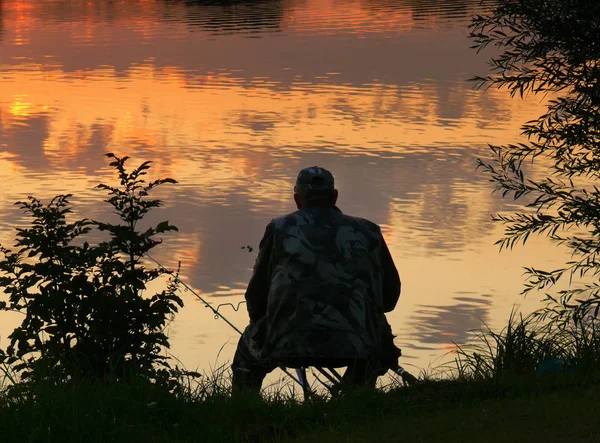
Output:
top-left (299, 367), bottom-right (311, 400)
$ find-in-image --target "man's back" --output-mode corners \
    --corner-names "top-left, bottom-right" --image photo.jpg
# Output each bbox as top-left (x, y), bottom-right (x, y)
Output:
top-left (254, 206), bottom-right (399, 364)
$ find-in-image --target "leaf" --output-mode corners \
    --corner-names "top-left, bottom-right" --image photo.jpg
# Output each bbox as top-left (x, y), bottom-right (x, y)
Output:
top-left (154, 221), bottom-right (178, 234)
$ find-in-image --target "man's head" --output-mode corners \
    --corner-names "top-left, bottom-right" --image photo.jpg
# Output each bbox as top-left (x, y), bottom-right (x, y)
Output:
top-left (293, 166), bottom-right (338, 209)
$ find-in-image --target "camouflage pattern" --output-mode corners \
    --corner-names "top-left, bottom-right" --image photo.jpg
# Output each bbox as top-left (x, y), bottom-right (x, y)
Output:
top-left (234, 206), bottom-right (400, 371)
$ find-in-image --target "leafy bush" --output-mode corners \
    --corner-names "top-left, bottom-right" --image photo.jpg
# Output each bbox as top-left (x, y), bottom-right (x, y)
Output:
top-left (0, 154), bottom-right (183, 385)
top-left (471, 0), bottom-right (600, 321)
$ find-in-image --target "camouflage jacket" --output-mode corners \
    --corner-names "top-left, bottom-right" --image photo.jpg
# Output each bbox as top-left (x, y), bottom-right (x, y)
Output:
top-left (245, 206), bottom-right (400, 364)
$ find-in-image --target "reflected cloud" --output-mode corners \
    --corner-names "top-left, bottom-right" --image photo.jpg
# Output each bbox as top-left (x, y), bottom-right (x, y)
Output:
top-left (0, 0), bottom-right (491, 88)
top-left (3, 0), bottom-right (289, 41)
top-left (0, 109), bottom-right (50, 170)
top-left (58, 122), bottom-right (114, 174)
top-left (0, 65), bottom-right (547, 172)
top-left (403, 292), bottom-right (493, 350)
top-left (0, 59), bottom-right (545, 296)
top-left (231, 109), bottom-right (280, 133)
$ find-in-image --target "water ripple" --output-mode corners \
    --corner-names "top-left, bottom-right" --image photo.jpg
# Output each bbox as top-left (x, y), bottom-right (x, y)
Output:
top-left (0, 0), bottom-right (553, 374)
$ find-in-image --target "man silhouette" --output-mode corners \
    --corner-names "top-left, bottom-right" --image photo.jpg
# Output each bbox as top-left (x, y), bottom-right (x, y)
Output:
top-left (232, 166), bottom-right (401, 392)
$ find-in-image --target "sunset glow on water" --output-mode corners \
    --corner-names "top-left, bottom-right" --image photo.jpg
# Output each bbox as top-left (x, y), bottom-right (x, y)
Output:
top-left (0, 0), bottom-right (567, 376)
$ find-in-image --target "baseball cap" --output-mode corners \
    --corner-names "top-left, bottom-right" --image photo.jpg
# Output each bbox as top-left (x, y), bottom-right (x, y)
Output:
top-left (294, 166), bottom-right (335, 191)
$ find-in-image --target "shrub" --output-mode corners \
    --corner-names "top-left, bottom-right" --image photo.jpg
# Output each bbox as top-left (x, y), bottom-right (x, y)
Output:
top-left (0, 154), bottom-right (183, 386)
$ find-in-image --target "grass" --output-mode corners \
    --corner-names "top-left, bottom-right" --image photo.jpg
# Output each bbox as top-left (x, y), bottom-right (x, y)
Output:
top-left (2, 371), bottom-right (600, 442)
top-left (454, 309), bottom-right (600, 380)
top-left (293, 378), bottom-right (600, 442)
top-left (2, 312), bottom-right (600, 442)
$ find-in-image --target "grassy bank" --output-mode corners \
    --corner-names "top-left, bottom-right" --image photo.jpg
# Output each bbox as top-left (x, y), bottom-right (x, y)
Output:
top-left (2, 312), bottom-right (600, 442)
top-left (295, 375), bottom-right (600, 442)
top-left (1, 372), bottom-right (599, 442)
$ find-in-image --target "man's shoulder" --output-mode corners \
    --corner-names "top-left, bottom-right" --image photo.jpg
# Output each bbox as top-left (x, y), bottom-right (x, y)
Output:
top-left (340, 213), bottom-right (382, 233)
top-left (270, 210), bottom-right (303, 228)
top-left (270, 209), bottom-right (381, 234)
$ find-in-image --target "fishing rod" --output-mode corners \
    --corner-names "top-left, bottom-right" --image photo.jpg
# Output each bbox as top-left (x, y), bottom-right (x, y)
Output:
top-left (146, 253), bottom-right (243, 334)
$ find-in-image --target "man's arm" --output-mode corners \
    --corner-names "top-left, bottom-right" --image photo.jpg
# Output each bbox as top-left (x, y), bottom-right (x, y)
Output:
top-left (245, 222), bottom-right (274, 323)
top-left (381, 235), bottom-right (401, 312)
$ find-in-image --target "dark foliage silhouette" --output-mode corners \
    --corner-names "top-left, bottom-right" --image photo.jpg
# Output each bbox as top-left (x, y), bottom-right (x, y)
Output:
top-left (0, 154), bottom-right (184, 385)
top-left (472, 0), bottom-right (600, 321)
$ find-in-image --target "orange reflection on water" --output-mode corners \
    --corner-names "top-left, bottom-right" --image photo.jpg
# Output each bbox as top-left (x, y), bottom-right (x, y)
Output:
top-left (0, 64), bottom-right (548, 175)
top-left (284, 0), bottom-right (416, 36)
top-left (0, 0), bottom-right (566, 374)
top-left (8, 94), bottom-right (33, 118)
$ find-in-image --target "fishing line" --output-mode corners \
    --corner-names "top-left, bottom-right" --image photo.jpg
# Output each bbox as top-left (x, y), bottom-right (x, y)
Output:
top-left (214, 301), bottom-right (247, 317)
top-left (145, 253), bottom-right (244, 335)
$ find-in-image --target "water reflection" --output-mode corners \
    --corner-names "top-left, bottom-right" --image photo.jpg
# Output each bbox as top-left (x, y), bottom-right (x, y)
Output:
top-left (164, 0), bottom-right (287, 35)
top-left (361, 0), bottom-right (486, 21)
top-left (0, 110), bottom-right (50, 170)
top-left (0, 0), bottom-right (553, 372)
top-left (404, 292), bottom-right (493, 350)
top-left (0, 0), bottom-right (494, 86)
top-left (130, 144), bottom-right (501, 297)
top-left (232, 109), bottom-right (280, 133)
top-left (0, 1), bottom-right (4, 42)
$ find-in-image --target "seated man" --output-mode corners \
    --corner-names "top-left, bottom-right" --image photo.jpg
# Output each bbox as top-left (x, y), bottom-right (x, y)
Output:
top-left (232, 166), bottom-right (401, 392)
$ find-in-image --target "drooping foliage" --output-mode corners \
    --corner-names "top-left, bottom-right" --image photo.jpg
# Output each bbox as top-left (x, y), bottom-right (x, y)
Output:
top-left (471, 0), bottom-right (600, 321)
top-left (0, 154), bottom-right (183, 384)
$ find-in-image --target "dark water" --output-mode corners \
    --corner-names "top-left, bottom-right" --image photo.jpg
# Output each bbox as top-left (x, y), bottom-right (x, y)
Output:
top-left (0, 0), bottom-right (563, 373)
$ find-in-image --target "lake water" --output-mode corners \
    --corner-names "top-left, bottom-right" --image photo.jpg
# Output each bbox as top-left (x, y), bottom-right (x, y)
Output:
top-left (0, 0), bottom-right (567, 377)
